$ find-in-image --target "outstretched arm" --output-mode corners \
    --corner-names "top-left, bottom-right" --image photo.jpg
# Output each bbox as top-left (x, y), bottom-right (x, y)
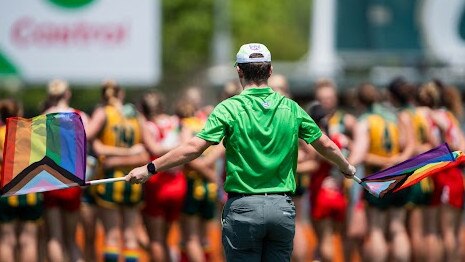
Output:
top-left (126, 136), bottom-right (213, 183)
top-left (310, 133), bottom-right (356, 178)
top-left (187, 144), bottom-right (225, 183)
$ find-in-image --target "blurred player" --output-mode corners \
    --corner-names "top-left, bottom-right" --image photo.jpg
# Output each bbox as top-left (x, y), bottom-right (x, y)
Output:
top-left (0, 99), bottom-right (43, 262)
top-left (387, 78), bottom-right (437, 262)
top-left (183, 86), bottom-right (212, 120)
top-left (313, 80), bottom-right (356, 152)
top-left (313, 79), bottom-right (361, 261)
top-left (176, 87), bottom-right (218, 262)
top-left (442, 85), bottom-right (465, 262)
top-left (268, 74), bottom-right (291, 97)
top-left (304, 102), bottom-right (347, 262)
top-left (42, 79), bottom-right (87, 262)
top-left (418, 81), bottom-right (465, 262)
top-left (139, 91), bottom-right (186, 261)
top-left (349, 83), bottom-right (415, 262)
top-left (219, 80), bottom-right (242, 101)
top-left (86, 80), bottom-right (151, 262)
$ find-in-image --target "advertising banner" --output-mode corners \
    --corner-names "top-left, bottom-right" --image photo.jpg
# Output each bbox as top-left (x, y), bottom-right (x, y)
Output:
top-left (0, 0), bottom-right (161, 86)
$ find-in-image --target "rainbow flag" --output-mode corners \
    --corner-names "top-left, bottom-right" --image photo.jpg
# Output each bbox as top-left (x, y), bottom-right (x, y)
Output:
top-left (360, 143), bottom-right (465, 198)
top-left (1, 112), bottom-right (86, 197)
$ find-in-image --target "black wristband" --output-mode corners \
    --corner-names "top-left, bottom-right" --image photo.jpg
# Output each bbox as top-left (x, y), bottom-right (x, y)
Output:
top-left (147, 162), bottom-right (157, 175)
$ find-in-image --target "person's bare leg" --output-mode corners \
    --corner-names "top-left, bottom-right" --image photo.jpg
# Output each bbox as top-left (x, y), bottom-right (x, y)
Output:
top-left (181, 215), bottom-right (205, 262)
top-left (99, 207), bottom-right (122, 261)
top-left (389, 208), bottom-right (411, 262)
top-left (408, 207), bottom-right (424, 262)
top-left (63, 210), bottom-right (84, 262)
top-left (200, 218), bottom-right (215, 261)
top-left (292, 220), bottom-right (307, 262)
top-left (0, 223), bottom-right (16, 262)
top-left (364, 208), bottom-right (388, 262)
top-left (122, 207), bottom-right (141, 261)
top-left (144, 215), bottom-right (171, 262)
top-left (424, 207), bottom-right (443, 262)
top-left (291, 196), bottom-right (307, 262)
top-left (37, 221), bottom-right (47, 262)
top-left (18, 222), bottom-right (39, 262)
top-left (45, 208), bottom-right (65, 262)
top-left (80, 203), bottom-right (96, 262)
top-left (135, 213), bottom-right (150, 251)
top-left (343, 205), bottom-right (366, 262)
top-left (459, 211), bottom-right (465, 262)
top-left (314, 219), bottom-right (333, 262)
top-left (440, 204), bottom-right (461, 262)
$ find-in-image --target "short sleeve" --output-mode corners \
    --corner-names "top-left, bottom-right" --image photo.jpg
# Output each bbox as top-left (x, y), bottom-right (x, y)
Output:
top-left (196, 104), bottom-right (229, 144)
top-left (298, 106), bottom-right (322, 144)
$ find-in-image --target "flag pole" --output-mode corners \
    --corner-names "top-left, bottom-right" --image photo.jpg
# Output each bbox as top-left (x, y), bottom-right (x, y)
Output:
top-left (352, 175), bottom-right (362, 184)
top-left (352, 175), bottom-right (378, 198)
top-left (86, 177), bottom-right (126, 186)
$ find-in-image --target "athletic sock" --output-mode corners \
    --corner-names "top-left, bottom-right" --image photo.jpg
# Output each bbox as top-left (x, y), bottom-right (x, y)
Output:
top-left (123, 248), bottom-right (141, 262)
top-left (103, 246), bottom-right (119, 262)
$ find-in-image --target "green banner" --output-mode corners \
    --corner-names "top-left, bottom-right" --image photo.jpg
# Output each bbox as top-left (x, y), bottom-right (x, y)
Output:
top-left (0, 51), bottom-right (19, 75)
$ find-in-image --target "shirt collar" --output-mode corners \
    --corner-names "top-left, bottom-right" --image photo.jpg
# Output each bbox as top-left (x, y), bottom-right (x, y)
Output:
top-left (241, 86), bottom-right (274, 95)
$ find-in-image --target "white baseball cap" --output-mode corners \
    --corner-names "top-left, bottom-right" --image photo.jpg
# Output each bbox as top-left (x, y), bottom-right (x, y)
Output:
top-left (236, 43), bottom-right (271, 65)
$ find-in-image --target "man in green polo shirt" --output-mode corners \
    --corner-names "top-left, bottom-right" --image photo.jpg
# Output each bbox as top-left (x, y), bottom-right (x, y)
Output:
top-left (126, 43), bottom-right (356, 261)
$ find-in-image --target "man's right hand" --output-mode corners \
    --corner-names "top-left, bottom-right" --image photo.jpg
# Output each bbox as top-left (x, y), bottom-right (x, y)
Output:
top-left (126, 165), bottom-right (151, 184)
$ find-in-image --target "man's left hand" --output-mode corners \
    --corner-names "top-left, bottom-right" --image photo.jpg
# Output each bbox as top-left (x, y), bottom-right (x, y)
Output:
top-left (126, 165), bottom-right (150, 184)
top-left (340, 164), bottom-right (356, 179)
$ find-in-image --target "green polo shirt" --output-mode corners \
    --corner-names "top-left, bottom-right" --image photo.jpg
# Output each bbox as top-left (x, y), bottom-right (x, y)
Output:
top-left (197, 87), bottom-right (322, 194)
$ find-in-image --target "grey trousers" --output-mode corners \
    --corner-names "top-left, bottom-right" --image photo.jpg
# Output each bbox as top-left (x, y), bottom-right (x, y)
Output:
top-left (221, 194), bottom-right (296, 262)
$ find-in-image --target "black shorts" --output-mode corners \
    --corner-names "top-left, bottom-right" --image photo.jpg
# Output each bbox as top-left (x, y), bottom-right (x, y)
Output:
top-left (0, 194), bottom-right (43, 223)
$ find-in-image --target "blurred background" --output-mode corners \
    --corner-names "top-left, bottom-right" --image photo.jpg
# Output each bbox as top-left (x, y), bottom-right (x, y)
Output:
top-left (1, 0), bottom-right (465, 116)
